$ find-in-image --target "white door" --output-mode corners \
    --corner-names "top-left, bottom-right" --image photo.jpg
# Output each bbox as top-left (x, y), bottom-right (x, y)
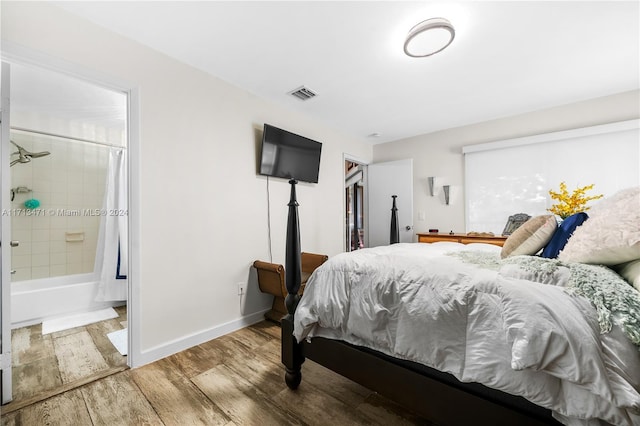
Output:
top-left (1, 61), bottom-right (13, 404)
top-left (368, 159), bottom-right (413, 247)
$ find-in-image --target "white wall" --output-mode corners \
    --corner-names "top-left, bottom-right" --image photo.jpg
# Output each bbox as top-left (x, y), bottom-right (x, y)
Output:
top-left (1, 2), bottom-right (372, 363)
top-left (373, 90), bottom-right (640, 237)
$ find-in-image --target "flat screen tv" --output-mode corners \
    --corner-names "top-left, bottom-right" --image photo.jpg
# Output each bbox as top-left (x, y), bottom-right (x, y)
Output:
top-left (259, 124), bottom-right (322, 183)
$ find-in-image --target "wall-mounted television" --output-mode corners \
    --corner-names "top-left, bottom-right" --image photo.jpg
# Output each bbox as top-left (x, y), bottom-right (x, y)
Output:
top-left (259, 124), bottom-right (322, 183)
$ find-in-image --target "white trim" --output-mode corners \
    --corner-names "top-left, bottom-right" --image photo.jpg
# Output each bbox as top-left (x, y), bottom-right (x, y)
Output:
top-left (1, 41), bottom-right (133, 94)
top-left (1, 43), bottom-right (142, 368)
top-left (1, 61), bottom-right (14, 403)
top-left (127, 87), bottom-right (141, 368)
top-left (462, 119), bottom-right (640, 154)
top-left (135, 309), bottom-right (270, 367)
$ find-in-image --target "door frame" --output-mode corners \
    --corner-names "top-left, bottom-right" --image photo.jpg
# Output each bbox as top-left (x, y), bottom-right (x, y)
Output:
top-left (1, 62), bottom-right (13, 404)
top-left (0, 43), bottom-right (142, 375)
top-left (343, 153), bottom-right (369, 252)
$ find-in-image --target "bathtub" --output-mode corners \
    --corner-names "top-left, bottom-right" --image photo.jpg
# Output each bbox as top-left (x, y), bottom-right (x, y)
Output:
top-left (11, 273), bottom-right (123, 329)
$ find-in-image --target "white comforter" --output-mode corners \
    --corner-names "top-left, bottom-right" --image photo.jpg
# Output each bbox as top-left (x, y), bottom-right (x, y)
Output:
top-left (293, 242), bottom-right (640, 426)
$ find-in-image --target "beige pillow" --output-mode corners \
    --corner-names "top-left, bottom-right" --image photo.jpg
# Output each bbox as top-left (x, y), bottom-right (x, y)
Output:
top-left (612, 260), bottom-right (640, 292)
top-left (558, 187), bottom-right (640, 265)
top-left (501, 215), bottom-right (557, 259)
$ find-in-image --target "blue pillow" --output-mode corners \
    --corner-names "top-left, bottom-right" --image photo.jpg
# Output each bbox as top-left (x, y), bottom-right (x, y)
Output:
top-left (541, 212), bottom-right (589, 258)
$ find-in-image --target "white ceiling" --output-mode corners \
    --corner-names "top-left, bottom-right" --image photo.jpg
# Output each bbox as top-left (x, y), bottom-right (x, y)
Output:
top-left (52, 1), bottom-right (639, 144)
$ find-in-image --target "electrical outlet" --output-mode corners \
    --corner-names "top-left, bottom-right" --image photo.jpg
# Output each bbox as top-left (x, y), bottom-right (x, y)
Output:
top-left (237, 282), bottom-right (247, 296)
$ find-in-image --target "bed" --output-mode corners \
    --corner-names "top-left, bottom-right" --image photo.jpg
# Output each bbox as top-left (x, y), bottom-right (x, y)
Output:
top-left (281, 181), bottom-right (640, 426)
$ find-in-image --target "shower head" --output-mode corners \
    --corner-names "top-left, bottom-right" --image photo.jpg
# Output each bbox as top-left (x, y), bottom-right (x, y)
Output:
top-left (10, 140), bottom-right (50, 167)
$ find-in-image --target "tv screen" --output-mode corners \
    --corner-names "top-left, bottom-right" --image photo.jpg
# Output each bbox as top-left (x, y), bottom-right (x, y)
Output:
top-left (259, 124), bottom-right (322, 183)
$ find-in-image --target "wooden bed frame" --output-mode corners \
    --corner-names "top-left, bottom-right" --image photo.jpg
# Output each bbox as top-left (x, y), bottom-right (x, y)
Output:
top-left (280, 180), bottom-right (562, 426)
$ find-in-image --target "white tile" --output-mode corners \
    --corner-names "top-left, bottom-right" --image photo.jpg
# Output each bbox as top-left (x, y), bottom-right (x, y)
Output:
top-left (67, 262), bottom-right (83, 275)
top-left (66, 250), bottom-right (82, 263)
top-left (31, 266), bottom-right (51, 279)
top-left (11, 268), bottom-right (32, 282)
top-left (50, 229), bottom-right (67, 243)
top-left (32, 241), bottom-right (50, 255)
top-left (12, 215), bottom-right (31, 230)
top-left (50, 192), bottom-right (67, 205)
top-left (50, 252), bottom-right (67, 265)
top-left (50, 264), bottom-right (67, 277)
top-left (12, 229), bottom-right (32, 242)
top-left (31, 215), bottom-right (51, 230)
top-left (82, 262), bottom-right (95, 274)
top-left (12, 254), bottom-right (31, 269)
top-left (32, 229), bottom-right (50, 242)
top-left (49, 215), bottom-right (66, 230)
top-left (31, 253), bottom-right (50, 267)
top-left (11, 241), bottom-right (31, 256)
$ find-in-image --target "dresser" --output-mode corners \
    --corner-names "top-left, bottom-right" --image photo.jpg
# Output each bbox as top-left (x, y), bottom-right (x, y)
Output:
top-left (417, 233), bottom-right (507, 247)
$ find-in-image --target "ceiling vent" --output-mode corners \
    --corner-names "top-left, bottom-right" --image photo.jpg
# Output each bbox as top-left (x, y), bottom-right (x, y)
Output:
top-left (289, 86), bottom-right (317, 101)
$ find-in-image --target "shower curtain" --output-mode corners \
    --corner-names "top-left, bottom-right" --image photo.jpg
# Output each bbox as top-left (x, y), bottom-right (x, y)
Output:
top-left (95, 147), bottom-right (128, 301)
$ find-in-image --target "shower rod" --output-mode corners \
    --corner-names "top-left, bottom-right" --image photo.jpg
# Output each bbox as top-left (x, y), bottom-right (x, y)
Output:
top-left (10, 126), bottom-right (127, 149)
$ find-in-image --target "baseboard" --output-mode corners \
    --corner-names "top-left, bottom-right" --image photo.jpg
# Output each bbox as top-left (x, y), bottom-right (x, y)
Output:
top-left (134, 309), bottom-right (270, 367)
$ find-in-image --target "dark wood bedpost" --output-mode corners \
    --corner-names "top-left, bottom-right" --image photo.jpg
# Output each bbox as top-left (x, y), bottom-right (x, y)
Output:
top-left (390, 195), bottom-right (399, 244)
top-left (281, 179), bottom-right (304, 389)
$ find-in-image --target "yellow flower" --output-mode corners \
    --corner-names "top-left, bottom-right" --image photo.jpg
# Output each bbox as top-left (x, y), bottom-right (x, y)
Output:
top-left (548, 182), bottom-right (603, 219)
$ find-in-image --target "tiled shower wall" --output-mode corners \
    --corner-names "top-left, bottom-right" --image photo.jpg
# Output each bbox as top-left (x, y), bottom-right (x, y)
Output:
top-left (10, 131), bottom-right (108, 281)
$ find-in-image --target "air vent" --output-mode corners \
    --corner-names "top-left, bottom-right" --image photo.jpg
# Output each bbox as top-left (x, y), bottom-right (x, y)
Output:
top-left (289, 86), bottom-right (317, 101)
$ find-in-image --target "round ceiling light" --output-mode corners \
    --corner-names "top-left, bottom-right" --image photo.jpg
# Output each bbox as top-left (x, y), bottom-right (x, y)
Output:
top-left (403, 17), bottom-right (455, 58)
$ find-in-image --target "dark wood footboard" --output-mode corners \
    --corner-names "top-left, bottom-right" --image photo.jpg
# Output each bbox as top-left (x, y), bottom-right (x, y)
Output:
top-left (281, 179), bottom-right (561, 426)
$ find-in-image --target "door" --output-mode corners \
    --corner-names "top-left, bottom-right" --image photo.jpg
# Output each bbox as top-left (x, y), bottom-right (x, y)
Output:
top-left (368, 159), bottom-right (413, 247)
top-left (1, 61), bottom-right (12, 404)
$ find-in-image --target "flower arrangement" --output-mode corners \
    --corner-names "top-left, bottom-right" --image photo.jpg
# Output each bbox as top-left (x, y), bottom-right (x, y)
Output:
top-left (548, 182), bottom-right (603, 219)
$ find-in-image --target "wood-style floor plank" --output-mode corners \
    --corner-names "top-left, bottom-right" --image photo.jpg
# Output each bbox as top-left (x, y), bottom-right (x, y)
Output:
top-left (192, 364), bottom-right (303, 426)
top-left (53, 330), bottom-right (110, 383)
top-left (271, 375), bottom-right (377, 426)
top-left (80, 372), bottom-right (161, 425)
top-left (85, 318), bottom-right (127, 368)
top-left (11, 325), bottom-right (54, 365)
top-left (1, 388), bottom-right (93, 426)
top-left (11, 356), bottom-right (63, 401)
top-left (4, 320), bottom-right (430, 426)
top-left (131, 357), bottom-right (231, 425)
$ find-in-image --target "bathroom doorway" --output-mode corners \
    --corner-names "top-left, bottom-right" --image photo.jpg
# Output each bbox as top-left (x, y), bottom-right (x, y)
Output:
top-left (1, 61), bottom-right (130, 408)
top-left (345, 159), bottom-right (367, 251)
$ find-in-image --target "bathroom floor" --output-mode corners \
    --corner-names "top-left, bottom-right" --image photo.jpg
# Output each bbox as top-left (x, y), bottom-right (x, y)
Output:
top-left (9, 305), bottom-right (127, 406)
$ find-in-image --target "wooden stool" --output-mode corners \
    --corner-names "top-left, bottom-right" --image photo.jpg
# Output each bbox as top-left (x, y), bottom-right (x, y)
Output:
top-left (253, 252), bottom-right (328, 323)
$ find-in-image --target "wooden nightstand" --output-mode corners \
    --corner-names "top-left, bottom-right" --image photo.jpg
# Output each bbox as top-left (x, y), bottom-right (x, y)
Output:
top-left (417, 233), bottom-right (507, 247)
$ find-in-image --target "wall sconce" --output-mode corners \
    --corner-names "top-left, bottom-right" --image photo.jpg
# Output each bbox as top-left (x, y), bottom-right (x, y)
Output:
top-left (428, 177), bottom-right (435, 196)
top-left (443, 185), bottom-right (450, 205)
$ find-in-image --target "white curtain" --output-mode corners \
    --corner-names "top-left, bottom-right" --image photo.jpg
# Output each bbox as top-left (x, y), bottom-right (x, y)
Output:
top-left (94, 147), bottom-right (128, 301)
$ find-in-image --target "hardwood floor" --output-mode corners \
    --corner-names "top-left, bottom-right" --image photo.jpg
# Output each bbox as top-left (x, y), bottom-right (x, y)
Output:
top-left (5, 305), bottom-right (128, 411)
top-left (2, 320), bottom-right (432, 425)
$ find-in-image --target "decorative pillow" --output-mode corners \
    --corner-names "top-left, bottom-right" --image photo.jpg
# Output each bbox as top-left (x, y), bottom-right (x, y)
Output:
top-left (501, 215), bottom-right (557, 259)
top-left (558, 187), bottom-right (640, 265)
top-left (541, 212), bottom-right (589, 259)
top-left (612, 260), bottom-right (640, 292)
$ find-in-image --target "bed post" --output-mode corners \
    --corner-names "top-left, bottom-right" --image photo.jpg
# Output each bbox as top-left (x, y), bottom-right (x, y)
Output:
top-left (390, 195), bottom-right (399, 244)
top-left (282, 179), bottom-right (304, 389)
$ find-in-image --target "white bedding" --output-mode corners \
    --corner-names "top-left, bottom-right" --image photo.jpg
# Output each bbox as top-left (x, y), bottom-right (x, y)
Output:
top-left (293, 242), bottom-right (640, 426)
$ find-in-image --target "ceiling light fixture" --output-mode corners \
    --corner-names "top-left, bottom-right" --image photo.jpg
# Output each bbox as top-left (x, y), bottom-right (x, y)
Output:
top-left (404, 17), bottom-right (455, 58)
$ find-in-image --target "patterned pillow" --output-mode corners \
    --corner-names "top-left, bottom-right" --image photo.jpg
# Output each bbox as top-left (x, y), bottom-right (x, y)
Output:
top-left (501, 215), bottom-right (557, 259)
top-left (541, 212), bottom-right (589, 259)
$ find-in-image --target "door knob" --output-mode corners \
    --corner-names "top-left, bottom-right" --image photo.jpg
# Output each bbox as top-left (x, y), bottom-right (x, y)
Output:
top-left (405, 226), bottom-right (412, 231)
top-left (11, 270), bottom-right (16, 275)
top-left (10, 240), bottom-right (19, 247)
